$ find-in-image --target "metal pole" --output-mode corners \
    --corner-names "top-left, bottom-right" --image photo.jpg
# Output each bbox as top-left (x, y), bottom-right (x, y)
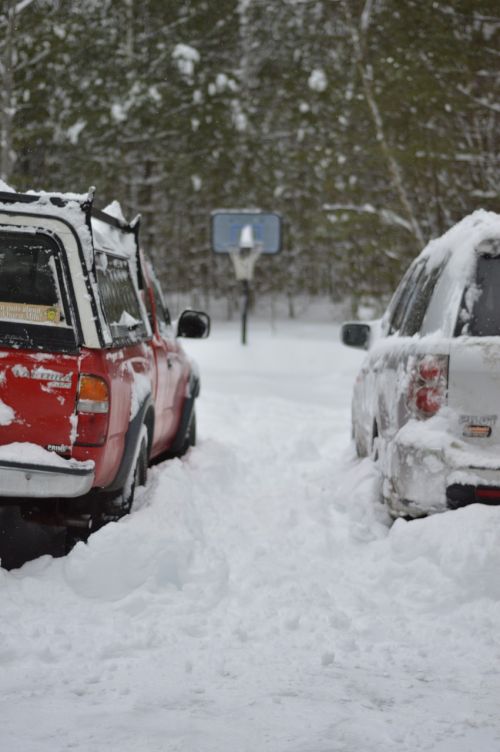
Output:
top-left (241, 279), bottom-right (249, 345)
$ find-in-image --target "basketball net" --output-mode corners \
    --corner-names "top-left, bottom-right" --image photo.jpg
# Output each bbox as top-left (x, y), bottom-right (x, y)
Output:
top-left (229, 246), bottom-right (263, 281)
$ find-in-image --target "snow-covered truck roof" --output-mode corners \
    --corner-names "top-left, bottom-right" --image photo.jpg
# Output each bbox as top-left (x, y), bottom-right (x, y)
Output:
top-left (0, 188), bottom-right (143, 348)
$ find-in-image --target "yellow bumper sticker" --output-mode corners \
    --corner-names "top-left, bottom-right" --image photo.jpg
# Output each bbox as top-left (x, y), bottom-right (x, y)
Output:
top-left (0, 301), bottom-right (61, 324)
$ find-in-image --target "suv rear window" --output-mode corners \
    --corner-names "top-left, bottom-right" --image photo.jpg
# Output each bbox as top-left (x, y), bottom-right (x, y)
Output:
top-left (460, 256), bottom-right (500, 336)
top-left (0, 231), bottom-right (76, 351)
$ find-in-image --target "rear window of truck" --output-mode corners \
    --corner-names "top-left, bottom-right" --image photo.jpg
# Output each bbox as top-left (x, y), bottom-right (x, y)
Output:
top-left (0, 231), bottom-right (77, 351)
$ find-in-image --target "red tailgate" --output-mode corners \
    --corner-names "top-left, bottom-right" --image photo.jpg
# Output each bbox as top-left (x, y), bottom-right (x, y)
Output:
top-left (0, 350), bottom-right (79, 454)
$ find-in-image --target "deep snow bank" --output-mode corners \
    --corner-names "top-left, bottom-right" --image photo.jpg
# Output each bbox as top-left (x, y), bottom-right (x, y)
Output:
top-left (390, 503), bottom-right (500, 602)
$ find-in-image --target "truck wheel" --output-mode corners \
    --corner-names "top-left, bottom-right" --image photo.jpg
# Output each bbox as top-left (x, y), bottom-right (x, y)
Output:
top-left (103, 428), bottom-right (148, 521)
top-left (179, 407), bottom-right (196, 456)
top-left (65, 523), bottom-right (92, 553)
top-left (159, 399), bottom-right (197, 461)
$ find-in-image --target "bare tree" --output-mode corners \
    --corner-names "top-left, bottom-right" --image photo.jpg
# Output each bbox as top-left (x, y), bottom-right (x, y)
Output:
top-left (0, 0), bottom-right (38, 182)
top-left (0, 1), bottom-right (16, 181)
top-left (341, 0), bottom-right (425, 248)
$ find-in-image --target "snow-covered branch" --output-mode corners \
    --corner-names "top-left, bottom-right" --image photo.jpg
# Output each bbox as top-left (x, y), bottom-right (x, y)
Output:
top-left (457, 85), bottom-right (500, 113)
top-left (341, 0), bottom-right (425, 248)
top-left (360, 0), bottom-right (374, 34)
top-left (323, 203), bottom-right (414, 234)
top-left (0, 0), bottom-right (37, 24)
top-left (15, 0), bottom-right (37, 13)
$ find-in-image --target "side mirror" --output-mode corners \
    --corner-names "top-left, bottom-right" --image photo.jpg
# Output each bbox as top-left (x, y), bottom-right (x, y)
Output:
top-left (177, 310), bottom-right (210, 339)
top-left (341, 322), bottom-right (371, 350)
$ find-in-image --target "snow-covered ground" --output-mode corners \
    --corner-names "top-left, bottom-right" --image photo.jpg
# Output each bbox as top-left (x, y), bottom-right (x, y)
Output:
top-left (1, 320), bottom-right (500, 751)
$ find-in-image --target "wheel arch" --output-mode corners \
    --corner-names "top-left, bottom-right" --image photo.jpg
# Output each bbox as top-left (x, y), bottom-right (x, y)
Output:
top-left (106, 396), bottom-right (155, 493)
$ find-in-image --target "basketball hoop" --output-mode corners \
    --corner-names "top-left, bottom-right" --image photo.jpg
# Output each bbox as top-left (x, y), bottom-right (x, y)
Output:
top-left (210, 209), bottom-right (282, 345)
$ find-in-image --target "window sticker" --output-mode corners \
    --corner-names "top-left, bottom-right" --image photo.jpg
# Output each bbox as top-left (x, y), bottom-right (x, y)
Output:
top-left (0, 301), bottom-right (61, 324)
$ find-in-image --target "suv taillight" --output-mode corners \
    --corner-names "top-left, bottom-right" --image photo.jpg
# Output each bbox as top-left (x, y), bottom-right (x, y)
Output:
top-left (75, 374), bottom-right (109, 446)
top-left (408, 355), bottom-right (448, 418)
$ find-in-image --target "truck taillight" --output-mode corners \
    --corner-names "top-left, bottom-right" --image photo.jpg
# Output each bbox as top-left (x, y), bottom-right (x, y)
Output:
top-left (408, 355), bottom-right (448, 418)
top-left (75, 375), bottom-right (109, 446)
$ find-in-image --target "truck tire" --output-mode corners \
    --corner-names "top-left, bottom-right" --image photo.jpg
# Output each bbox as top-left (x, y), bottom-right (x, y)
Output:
top-left (64, 431), bottom-right (148, 552)
top-left (102, 427), bottom-right (148, 521)
top-left (179, 407), bottom-right (196, 456)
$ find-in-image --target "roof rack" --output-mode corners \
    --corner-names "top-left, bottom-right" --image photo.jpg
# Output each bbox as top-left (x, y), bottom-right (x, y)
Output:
top-left (0, 190), bottom-right (70, 208)
top-left (91, 207), bottom-right (134, 232)
top-left (0, 188), bottom-right (95, 225)
top-left (0, 189), bottom-right (140, 239)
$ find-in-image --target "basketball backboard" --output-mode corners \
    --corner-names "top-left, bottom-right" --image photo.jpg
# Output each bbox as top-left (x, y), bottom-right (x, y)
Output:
top-left (211, 211), bottom-right (282, 254)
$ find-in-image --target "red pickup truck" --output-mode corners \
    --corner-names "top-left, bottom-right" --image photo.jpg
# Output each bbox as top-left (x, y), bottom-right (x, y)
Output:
top-left (0, 188), bottom-right (209, 538)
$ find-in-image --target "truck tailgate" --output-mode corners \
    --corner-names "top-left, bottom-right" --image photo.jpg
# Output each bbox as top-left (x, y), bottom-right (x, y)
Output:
top-left (0, 350), bottom-right (79, 455)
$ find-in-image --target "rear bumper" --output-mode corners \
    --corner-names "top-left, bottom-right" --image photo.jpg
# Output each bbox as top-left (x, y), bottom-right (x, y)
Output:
top-left (384, 420), bottom-right (500, 517)
top-left (0, 459), bottom-right (95, 499)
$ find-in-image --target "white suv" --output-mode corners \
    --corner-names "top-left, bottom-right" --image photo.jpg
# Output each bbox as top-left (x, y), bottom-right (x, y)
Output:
top-left (342, 210), bottom-right (500, 518)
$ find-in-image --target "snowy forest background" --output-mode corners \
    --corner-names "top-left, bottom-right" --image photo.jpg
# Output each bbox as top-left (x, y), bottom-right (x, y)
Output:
top-left (1, 0), bottom-right (499, 316)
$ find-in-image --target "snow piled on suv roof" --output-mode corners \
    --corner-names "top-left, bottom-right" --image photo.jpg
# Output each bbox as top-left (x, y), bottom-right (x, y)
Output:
top-left (421, 209), bottom-right (500, 273)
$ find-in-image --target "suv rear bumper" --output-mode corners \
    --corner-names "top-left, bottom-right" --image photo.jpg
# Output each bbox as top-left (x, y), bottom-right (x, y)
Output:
top-left (383, 422), bottom-right (500, 517)
top-left (0, 458), bottom-right (95, 499)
